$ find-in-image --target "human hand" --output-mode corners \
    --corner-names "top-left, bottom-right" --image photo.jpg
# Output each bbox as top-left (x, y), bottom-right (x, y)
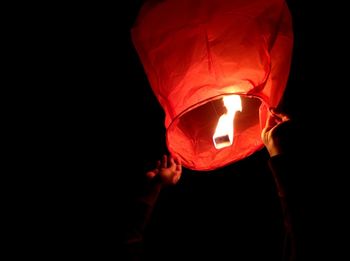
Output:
top-left (261, 108), bottom-right (291, 157)
top-left (146, 154), bottom-right (182, 186)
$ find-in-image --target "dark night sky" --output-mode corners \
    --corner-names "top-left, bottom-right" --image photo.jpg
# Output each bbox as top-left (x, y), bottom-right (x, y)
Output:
top-left (40, 1), bottom-right (343, 260)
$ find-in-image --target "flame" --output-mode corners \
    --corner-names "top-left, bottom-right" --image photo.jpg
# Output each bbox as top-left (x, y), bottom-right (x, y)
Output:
top-left (213, 95), bottom-right (242, 149)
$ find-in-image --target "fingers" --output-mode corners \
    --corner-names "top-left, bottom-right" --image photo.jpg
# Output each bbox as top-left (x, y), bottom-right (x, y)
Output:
top-left (169, 156), bottom-right (175, 167)
top-left (270, 108), bottom-right (290, 123)
top-left (146, 169), bottom-right (158, 179)
top-left (156, 160), bottom-right (161, 169)
top-left (148, 154), bottom-right (183, 185)
top-left (161, 154), bottom-right (168, 168)
top-left (169, 155), bottom-right (182, 170)
top-left (264, 108), bottom-right (291, 134)
top-left (176, 164), bottom-right (182, 174)
top-left (174, 156), bottom-right (181, 166)
top-left (262, 109), bottom-right (291, 140)
top-left (172, 171), bottom-right (181, 184)
top-left (172, 160), bottom-right (182, 184)
top-left (173, 156), bottom-right (182, 183)
top-left (266, 113), bottom-right (278, 129)
top-left (175, 158), bottom-right (182, 172)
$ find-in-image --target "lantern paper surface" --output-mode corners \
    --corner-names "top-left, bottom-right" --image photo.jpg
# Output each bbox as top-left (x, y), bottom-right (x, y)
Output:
top-left (132, 0), bottom-right (293, 171)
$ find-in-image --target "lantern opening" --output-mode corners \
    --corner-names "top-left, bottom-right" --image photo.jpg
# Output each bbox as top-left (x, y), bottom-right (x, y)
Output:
top-left (166, 95), bottom-right (265, 170)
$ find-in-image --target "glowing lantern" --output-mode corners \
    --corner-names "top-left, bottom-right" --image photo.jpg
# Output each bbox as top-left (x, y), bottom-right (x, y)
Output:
top-left (131, 0), bottom-right (293, 171)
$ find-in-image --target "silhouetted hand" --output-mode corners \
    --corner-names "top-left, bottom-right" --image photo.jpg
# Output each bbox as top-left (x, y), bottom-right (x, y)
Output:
top-left (261, 109), bottom-right (291, 157)
top-left (146, 154), bottom-right (182, 186)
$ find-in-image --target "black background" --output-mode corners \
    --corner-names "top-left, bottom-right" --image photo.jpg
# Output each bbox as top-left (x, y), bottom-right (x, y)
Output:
top-left (18, 0), bottom-right (345, 260)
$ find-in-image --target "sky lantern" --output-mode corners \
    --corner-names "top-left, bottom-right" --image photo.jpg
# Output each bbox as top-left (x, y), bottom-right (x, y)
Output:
top-left (131, 0), bottom-right (294, 171)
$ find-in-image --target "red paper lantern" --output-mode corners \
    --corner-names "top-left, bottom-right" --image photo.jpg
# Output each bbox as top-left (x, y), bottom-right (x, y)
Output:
top-left (131, 0), bottom-right (293, 171)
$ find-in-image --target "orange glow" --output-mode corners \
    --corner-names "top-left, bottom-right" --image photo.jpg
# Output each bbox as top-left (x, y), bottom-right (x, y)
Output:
top-left (132, 0), bottom-right (293, 170)
top-left (213, 95), bottom-right (242, 149)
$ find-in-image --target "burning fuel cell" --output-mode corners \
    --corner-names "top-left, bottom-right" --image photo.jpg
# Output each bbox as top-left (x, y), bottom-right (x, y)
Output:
top-left (214, 135), bottom-right (231, 149)
top-left (213, 95), bottom-right (242, 149)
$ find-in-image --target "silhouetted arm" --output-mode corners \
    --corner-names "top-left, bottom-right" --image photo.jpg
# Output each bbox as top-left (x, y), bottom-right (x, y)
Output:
top-left (125, 155), bottom-right (182, 260)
